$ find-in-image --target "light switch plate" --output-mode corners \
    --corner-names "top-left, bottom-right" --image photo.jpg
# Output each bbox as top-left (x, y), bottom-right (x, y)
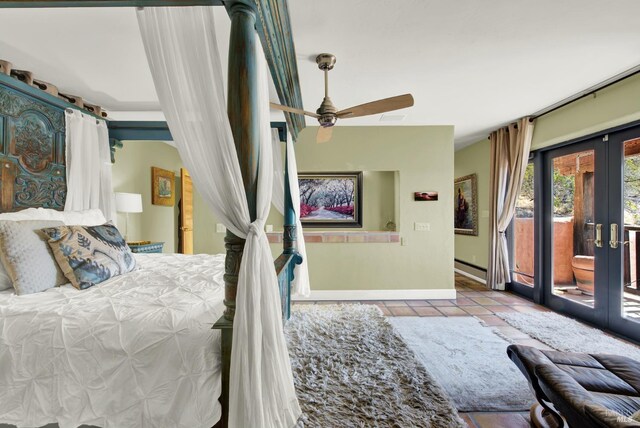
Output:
top-left (265, 224), bottom-right (274, 233)
top-left (216, 223), bottom-right (226, 233)
top-left (414, 222), bottom-right (430, 231)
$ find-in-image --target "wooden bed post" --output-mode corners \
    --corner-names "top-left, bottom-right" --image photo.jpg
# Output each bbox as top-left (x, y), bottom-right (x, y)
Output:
top-left (212, 1), bottom-right (260, 427)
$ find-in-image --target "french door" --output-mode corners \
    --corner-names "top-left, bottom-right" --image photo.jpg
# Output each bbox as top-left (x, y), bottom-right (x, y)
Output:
top-left (529, 124), bottom-right (640, 342)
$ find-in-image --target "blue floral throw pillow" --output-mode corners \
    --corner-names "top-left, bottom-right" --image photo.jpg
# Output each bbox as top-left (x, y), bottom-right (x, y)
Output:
top-left (41, 223), bottom-right (136, 290)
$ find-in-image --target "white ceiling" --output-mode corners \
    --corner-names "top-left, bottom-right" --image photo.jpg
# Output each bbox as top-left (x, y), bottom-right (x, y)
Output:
top-left (1, 0), bottom-right (639, 148)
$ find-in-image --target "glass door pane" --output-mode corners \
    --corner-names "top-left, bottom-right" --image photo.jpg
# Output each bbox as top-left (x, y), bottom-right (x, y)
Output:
top-left (551, 150), bottom-right (595, 308)
top-left (621, 137), bottom-right (640, 321)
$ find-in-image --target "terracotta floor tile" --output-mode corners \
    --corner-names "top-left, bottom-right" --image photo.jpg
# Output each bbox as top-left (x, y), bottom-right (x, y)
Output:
top-left (388, 306), bottom-right (418, 316)
top-left (514, 304), bottom-right (547, 313)
top-left (459, 413), bottom-right (478, 428)
top-left (483, 291), bottom-right (506, 298)
top-left (385, 300), bottom-right (409, 307)
top-left (428, 300), bottom-right (456, 307)
top-left (470, 297), bottom-right (503, 306)
top-left (470, 412), bottom-right (530, 428)
top-left (475, 315), bottom-right (508, 326)
top-left (494, 296), bottom-right (534, 305)
top-left (413, 306), bottom-right (443, 316)
top-left (438, 306), bottom-right (469, 317)
top-left (407, 300), bottom-right (432, 307)
top-left (458, 291), bottom-right (485, 297)
top-left (453, 297), bottom-right (477, 306)
top-left (379, 306), bottom-right (392, 316)
top-left (359, 300), bottom-right (384, 306)
top-left (463, 306), bottom-right (494, 315)
top-left (484, 305), bottom-right (518, 313)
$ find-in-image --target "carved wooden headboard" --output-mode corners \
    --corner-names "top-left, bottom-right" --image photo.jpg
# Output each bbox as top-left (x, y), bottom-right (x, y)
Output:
top-left (0, 82), bottom-right (66, 212)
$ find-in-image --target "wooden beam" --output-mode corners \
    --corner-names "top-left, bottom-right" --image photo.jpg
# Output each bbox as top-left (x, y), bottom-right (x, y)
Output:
top-left (0, 0), bottom-right (223, 7)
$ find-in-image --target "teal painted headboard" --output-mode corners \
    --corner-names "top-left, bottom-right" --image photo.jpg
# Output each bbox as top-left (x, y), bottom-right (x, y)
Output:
top-left (0, 81), bottom-right (67, 212)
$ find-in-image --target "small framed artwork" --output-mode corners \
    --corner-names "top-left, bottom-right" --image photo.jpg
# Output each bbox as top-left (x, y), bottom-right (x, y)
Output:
top-left (454, 174), bottom-right (478, 236)
top-left (151, 167), bottom-right (175, 206)
top-left (299, 172), bottom-right (363, 228)
top-left (414, 191), bottom-right (438, 201)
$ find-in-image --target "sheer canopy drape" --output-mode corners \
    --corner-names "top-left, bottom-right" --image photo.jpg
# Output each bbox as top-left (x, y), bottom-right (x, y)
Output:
top-left (271, 130), bottom-right (311, 297)
top-left (138, 7), bottom-right (300, 427)
top-left (487, 117), bottom-right (535, 290)
top-left (64, 110), bottom-right (114, 221)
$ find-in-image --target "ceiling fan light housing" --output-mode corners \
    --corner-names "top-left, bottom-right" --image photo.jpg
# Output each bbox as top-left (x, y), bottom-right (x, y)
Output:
top-left (319, 115), bottom-right (337, 127)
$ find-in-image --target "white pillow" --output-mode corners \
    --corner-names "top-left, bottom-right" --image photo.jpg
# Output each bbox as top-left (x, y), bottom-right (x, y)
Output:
top-left (61, 209), bottom-right (107, 226)
top-left (0, 208), bottom-right (65, 222)
top-left (0, 220), bottom-right (67, 295)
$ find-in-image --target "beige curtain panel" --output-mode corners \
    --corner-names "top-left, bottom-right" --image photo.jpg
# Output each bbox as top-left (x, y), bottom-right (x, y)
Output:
top-left (487, 117), bottom-right (535, 290)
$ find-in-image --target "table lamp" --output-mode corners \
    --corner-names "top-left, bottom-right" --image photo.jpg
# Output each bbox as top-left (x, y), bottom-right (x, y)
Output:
top-left (115, 192), bottom-right (143, 241)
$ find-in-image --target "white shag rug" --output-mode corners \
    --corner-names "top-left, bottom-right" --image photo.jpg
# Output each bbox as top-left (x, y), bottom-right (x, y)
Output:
top-left (389, 317), bottom-right (534, 412)
top-left (497, 311), bottom-right (640, 359)
top-left (285, 304), bottom-right (465, 428)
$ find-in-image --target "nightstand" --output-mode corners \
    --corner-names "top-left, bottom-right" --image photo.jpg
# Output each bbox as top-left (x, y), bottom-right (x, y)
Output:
top-left (128, 241), bottom-right (165, 254)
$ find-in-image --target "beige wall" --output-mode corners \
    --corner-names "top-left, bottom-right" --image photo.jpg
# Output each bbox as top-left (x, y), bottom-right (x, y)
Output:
top-left (277, 125), bottom-right (455, 292)
top-left (454, 138), bottom-right (490, 269)
top-left (454, 72), bottom-right (640, 271)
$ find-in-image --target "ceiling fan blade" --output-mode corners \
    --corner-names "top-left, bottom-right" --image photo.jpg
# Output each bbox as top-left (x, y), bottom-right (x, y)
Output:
top-left (316, 126), bottom-right (333, 144)
top-left (270, 102), bottom-right (320, 118)
top-left (336, 94), bottom-right (414, 119)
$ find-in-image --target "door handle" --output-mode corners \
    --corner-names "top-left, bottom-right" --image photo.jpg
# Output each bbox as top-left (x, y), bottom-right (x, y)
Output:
top-left (595, 224), bottom-right (603, 248)
top-left (610, 223), bottom-right (619, 249)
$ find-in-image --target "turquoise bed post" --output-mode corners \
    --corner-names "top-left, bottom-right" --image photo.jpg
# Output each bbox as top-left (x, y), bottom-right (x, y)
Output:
top-left (279, 141), bottom-right (303, 320)
top-left (212, 2), bottom-right (260, 427)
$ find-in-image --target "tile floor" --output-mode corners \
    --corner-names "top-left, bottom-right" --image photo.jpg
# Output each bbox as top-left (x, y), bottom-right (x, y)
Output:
top-left (297, 273), bottom-right (555, 428)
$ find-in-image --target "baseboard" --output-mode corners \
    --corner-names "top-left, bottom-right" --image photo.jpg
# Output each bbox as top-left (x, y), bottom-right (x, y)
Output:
top-left (293, 288), bottom-right (456, 301)
top-left (454, 268), bottom-right (487, 285)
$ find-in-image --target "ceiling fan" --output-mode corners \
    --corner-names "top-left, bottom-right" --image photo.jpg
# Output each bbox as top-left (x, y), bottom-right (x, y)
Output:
top-left (270, 53), bottom-right (414, 143)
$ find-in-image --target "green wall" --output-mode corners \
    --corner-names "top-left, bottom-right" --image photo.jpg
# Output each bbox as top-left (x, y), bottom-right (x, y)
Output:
top-left (454, 72), bottom-right (640, 271)
top-left (454, 139), bottom-right (490, 269)
top-left (280, 125), bottom-right (455, 292)
top-left (531, 72), bottom-right (640, 151)
top-left (113, 125), bottom-right (455, 293)
top-left (112, 141), bottom-right (182, 252)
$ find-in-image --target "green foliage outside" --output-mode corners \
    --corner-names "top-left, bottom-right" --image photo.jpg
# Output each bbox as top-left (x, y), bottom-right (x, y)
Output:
top-left (515, 154), bottom-right (640, 225)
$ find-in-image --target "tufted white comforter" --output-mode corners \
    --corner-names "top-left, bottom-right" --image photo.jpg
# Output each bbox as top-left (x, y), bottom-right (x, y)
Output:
top-left (0, 253), bottom-right (225, 428)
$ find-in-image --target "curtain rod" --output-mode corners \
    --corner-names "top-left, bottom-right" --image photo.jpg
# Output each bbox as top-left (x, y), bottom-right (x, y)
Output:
top-left (529, 64), bottom-right (640, 122)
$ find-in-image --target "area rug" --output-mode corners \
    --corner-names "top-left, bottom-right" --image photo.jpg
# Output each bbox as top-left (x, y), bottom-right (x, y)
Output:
top-left (285, 304), bottom-right (465, 428)
top-left (389, 317), bottom-right (534, 412)
top-left (497, 311), bottom-right (640, 359)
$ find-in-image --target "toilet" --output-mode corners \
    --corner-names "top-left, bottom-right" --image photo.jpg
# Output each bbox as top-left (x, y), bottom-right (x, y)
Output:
top-left (571, 255), bottom-right (594, 294)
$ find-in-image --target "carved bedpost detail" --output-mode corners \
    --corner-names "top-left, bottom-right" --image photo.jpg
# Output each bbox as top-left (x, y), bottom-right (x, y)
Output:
top-left (213, 2), bottom-right (260, 426)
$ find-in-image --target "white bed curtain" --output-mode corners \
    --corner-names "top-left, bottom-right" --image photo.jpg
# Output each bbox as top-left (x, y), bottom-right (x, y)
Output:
top-left (137, 7), bottom-right (301, 427)
top-left (271, 130), bottom-right (311, 297)
top-left (64, 110), bottom-right (114, 221)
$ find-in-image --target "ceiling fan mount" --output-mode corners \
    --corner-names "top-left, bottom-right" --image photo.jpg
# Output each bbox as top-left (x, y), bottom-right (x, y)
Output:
top-left (315, 53), bottom-right (336, 71)
top-left (270, 52), bottom-right (414, 143)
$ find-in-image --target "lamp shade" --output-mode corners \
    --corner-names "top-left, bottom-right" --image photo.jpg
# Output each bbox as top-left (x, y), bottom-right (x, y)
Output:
top-left (115, 192), bottom-right (143, 213)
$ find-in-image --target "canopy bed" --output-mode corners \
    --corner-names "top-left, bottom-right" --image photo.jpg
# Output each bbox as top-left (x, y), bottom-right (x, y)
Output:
top-left (0, 1), bottom-right (307, 427)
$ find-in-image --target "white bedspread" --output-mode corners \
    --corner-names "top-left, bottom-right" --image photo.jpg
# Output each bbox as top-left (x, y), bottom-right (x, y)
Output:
top-left (0, 253), bottom-right (225, 428)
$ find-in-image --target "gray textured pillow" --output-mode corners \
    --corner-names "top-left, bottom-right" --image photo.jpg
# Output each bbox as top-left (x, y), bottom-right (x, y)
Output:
top-left (0, 220), bottom-right (67, 295)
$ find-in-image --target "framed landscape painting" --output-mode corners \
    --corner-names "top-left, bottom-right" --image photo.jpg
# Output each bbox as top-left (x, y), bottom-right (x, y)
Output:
top-left (454, 173), bottom-right (478, 236)
top-left (299, 172), bottom-right (363, 228)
